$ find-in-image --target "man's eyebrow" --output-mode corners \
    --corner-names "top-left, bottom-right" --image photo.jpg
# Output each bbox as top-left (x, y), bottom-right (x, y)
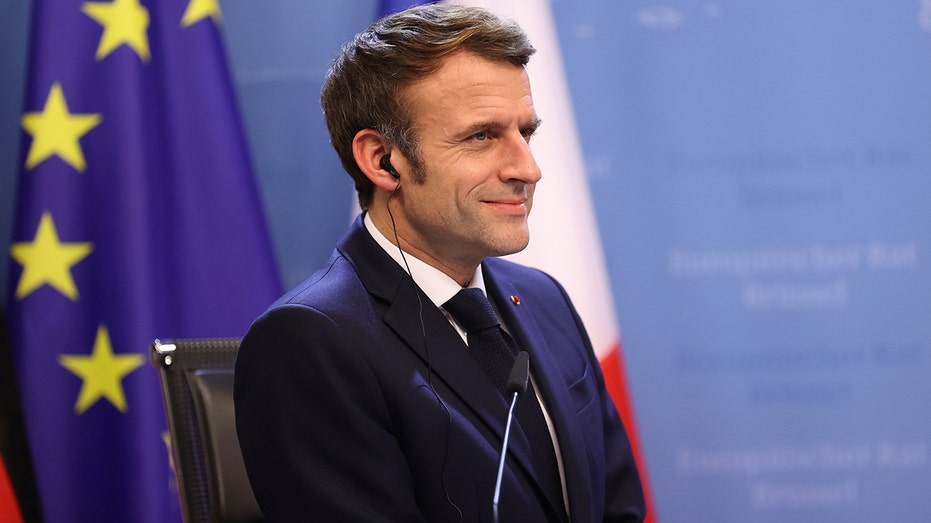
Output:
top-left (463, 121), bottom-right (503, 134)
top-left (462, 117), bottom-right (543, 134)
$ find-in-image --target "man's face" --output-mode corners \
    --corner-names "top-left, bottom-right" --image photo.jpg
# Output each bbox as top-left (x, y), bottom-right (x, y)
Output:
top-left (391, 52), bottom-right (542, 278)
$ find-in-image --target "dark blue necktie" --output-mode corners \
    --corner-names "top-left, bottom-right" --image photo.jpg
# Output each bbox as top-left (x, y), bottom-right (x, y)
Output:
top-left (443, 288), bottom-right (567, 521)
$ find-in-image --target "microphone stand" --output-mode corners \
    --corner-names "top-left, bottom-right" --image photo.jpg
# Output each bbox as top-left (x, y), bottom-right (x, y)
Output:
top-left (493, 351), bottom-right (529, 523)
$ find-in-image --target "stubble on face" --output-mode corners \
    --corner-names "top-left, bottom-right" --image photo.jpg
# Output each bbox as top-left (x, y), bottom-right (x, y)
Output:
top-left (383, 52), bottom-right (543, 284)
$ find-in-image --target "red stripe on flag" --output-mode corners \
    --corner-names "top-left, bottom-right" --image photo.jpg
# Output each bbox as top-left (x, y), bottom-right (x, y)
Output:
top-left (600, 342), bottom-right (658, 523)
top-left (0, 457), bottom-right (23, 523)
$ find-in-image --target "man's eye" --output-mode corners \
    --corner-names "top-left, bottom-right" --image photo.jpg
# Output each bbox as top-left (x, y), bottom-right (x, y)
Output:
top-left (472, 131), bottom-right (487, 141)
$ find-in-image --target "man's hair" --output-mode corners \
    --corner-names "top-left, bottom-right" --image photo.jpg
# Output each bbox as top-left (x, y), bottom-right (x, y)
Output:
top-left (321, 4), bottom-right (535, 208)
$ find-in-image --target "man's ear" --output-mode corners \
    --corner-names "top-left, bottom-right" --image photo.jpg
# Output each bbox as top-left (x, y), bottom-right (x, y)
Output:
top-left (353, 129), bottom-right (400, 191)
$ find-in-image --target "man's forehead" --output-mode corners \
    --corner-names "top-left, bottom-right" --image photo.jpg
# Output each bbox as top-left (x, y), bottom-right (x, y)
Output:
top-left (403, 55), bottom-right (534, 115)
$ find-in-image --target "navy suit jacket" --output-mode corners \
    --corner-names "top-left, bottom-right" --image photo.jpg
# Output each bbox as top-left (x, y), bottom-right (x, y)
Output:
top-left (234, 216), bottom-right (645, 522)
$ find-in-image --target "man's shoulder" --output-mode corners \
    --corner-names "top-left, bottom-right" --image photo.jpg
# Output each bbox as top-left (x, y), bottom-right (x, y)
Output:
top-left (273, 250), bottom-right (366, 310)
top-left (484, 256), bottom-right (556, 288)
top-left (483, 256), bottom-right (578, 311)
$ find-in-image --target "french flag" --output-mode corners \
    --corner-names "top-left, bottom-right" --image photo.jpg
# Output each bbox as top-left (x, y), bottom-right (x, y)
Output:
top-left (0, 457), bottom-right (22, 523)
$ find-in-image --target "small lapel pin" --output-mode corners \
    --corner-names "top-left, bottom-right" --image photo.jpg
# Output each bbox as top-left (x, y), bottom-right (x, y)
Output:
top-left (510, 295), bottom-right (521, 305)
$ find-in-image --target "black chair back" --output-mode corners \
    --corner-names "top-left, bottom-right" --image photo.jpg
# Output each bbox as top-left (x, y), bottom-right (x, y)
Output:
top-left (151, 338), bottom-right (263, 523)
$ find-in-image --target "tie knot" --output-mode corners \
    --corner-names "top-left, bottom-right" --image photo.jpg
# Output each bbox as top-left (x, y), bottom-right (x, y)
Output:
top-left (443, 288), bottom-right (500, 332)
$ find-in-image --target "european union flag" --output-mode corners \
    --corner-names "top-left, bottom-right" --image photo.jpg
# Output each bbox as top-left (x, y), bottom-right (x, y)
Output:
top-left (7, 1), bottom-right (281, 521)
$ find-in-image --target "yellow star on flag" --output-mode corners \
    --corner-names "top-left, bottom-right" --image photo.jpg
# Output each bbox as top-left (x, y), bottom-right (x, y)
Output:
top-left (59, 325), bottom-right (144, 415)
top-left (181, 0), bottom-right (222, 27)
top-left (9, 211), bottom-right (93, 301)
top-left (82, 0), bottom-right (151, 61)
top-left (20, 82), bottom-right (102, 172)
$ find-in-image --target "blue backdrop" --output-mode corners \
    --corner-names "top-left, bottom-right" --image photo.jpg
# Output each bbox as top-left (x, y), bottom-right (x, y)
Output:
top-left (1, 1), bottom-right (928, 521)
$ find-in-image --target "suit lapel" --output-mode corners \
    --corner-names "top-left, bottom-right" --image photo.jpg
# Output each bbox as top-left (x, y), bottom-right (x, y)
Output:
top-left (337, 217), bottom-right (523, 455)
top-left (338, 218), bottom-right (588, 516)
top-left (382, 276), bottom-right (514, 434)
top-left (483, 264), bottom-right (596, 523)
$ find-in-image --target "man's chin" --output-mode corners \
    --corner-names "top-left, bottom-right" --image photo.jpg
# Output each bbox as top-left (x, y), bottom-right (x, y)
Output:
top-left (489, 233), bottom-right (531, 258)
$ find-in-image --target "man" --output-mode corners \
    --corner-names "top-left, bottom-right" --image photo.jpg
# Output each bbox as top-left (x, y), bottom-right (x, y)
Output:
top-left (234, 5), bottom-right (646, 522)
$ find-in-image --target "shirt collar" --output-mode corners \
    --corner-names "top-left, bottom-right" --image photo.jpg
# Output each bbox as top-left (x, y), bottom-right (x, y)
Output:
top-left (363, 212), bottom-right (485, 307)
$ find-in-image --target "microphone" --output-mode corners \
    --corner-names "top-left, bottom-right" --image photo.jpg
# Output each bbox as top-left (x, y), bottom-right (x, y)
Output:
top-left (493, 351), bottom-right (530, 523)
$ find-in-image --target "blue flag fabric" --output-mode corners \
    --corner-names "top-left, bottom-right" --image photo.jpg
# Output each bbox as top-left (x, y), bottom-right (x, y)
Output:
top-left (7, 1), bottom-right (281, 521)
